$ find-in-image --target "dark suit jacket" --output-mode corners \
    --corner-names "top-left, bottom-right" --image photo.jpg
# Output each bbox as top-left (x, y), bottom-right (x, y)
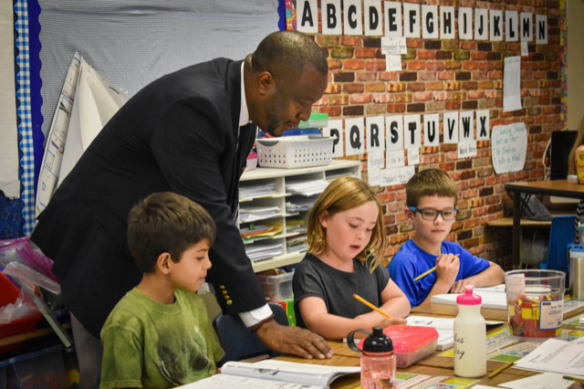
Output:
top-left (32, 58), bottom-right (265, 337)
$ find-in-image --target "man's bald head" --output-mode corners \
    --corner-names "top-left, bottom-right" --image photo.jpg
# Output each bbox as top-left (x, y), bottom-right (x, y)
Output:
top-left (251, 31), bottom-right (328, 84)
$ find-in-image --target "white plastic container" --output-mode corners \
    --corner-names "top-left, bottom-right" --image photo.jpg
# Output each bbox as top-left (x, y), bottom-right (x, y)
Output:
top-left (256, 272), bottom-right (294, 301)
top-left (256, 136), bottom-right (334, 169)
top-left (454, 285), bottom-right (486, 378)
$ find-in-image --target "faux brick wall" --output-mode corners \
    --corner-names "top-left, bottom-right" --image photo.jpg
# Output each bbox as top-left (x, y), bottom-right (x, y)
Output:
top-left (296, 0), bottom-right (564, 268)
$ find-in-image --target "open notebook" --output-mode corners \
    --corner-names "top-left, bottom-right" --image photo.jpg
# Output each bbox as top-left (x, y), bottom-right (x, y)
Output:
top-left (175, 360), bottom-right (360, 389)
top-left (430, 285), bottom-right (508, 309)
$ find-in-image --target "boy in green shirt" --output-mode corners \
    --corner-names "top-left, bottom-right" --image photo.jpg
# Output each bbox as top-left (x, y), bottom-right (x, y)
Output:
top-left (100, 192), bottom-right (224, 389)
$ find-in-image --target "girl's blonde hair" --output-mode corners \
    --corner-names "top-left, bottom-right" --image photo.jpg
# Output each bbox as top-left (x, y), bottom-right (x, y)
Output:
top-left (568, 117), bottom-right (584, 176)
top-left (306, 176), bottom-right (386, 271)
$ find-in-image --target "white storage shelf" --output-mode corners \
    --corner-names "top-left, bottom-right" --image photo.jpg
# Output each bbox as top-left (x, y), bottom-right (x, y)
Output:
top-left (239, 160), bottom-right (361, 273)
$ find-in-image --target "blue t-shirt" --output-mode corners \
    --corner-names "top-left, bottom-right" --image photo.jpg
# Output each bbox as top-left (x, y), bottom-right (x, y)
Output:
top-left (387, 240), bottom-right (490, 307)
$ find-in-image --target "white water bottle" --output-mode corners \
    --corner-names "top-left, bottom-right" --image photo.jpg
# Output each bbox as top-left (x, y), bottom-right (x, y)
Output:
top-left (454, 285), bottom-right (486, 378)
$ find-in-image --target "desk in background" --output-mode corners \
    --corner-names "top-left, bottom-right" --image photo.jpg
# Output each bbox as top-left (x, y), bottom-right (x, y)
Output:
top-left (505, 180), bottom-right (584, 265)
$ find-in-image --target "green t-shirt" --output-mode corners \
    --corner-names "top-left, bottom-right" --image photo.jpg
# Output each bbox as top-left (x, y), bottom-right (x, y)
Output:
top-left (100, 288), bottom-right (224, 389)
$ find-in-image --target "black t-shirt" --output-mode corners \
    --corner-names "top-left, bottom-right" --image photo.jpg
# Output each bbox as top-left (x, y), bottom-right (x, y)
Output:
top-left (292, 253), bottom-right (390, 329)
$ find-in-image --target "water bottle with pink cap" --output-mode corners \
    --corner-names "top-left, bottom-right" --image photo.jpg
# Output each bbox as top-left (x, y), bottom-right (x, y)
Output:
top-left (453, 285), bottom-right (486, 377)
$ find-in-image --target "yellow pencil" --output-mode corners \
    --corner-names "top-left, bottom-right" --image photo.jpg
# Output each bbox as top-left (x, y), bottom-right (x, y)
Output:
top-left (353, 294), bottom-right (392, 319)
top-left (414, 253), bottom-right (460, 281)
top-left (488, 361), bottom-right (514, 378)
top-left (563, 376), bottom-right (584, 383)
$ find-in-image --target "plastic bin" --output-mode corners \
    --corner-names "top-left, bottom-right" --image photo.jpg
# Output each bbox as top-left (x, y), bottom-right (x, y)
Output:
top-left (505, 269), bottom-right (566, 339)
top-left (0, 346), bottom-right (68, 389)
top-left (256, 272), bottom-right (294, 301)
top-left (357, 326), bottom-right (438, 368)
top-left (256, 136), bottom-right (333, 169)
top-left (0, 271), bottom-right (43, 354)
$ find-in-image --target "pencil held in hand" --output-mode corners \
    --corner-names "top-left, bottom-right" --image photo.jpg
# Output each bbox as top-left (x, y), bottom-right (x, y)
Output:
top-left (414, 253), bottom-right (460, 281)
top-left (353, 294), bottom-right (392, 319)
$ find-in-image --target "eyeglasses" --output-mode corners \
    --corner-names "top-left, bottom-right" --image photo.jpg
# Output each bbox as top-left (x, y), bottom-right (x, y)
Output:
top-left (408, 206), bottom-right (459, 221)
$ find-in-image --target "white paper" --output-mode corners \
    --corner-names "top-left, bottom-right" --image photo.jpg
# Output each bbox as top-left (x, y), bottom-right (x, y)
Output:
top-left (364, 0), bottom-right (383, 36)
top-left (459, 111), bottom-right (474, 142)
top-left (514, 338), bottom-right (584, 377)
top-left (386, 55), bottom-right (402, 71)
top-left (504, 56), bottom-right (522, 112)
top-left (422, 5), bottom-right (439, 39)
top-left (403, 3), bottom-right (421, 38)
top-left (536, 14), bottom-right (548, 44)
top-left (381, 37), bottom-right (407, 55)
top-left (443, 112), bottom-right (459, 144)
top-left (475, 8), bottom-right (489, 41)
top-left (343, 0), bottom-right (363, 35)
top-left (297, 0), bottom-right (319, 33)
top-left (521, 42), bottom-right (529, 56)
top-left (491, 122), bottom-right (528, 174)
top-left (366, 116), bottom-right (385, 152)
top-left (440, 6), bottom-right (455, 40)
top-left (36, 53), bottom-right (81, 215)
top-left (458, 141), bottom-right (477, 159)
top-left (506, 11), bottom-right (519, 42)
top-left (499, 372), bottom-right (574, 389)
top-left (321, 0), bottom-right (342, 35)
top-left (490, 10), bottom-right (504, 41)
top-left (404, 115), bottom-right (422, 149)
top-left (345, 118), bottom-right (365, 156)
top-left (424, 113), bottom-right (440, 146)
top-left (0, 4), bottom-right (19, 198)
top-left (322, 120), bottom-right (344, 158)
top-left (459, 8), bottom-right (474, 40)
top-left (386, 150), bottom-right (405, 168)
top-left (177, 374), bottom-right (326, 389)
top-left (476, 110), bottom-right (491, 140)
top-left (384, 1), bottom-right (402, 38)
top-left (57, 58), bottom-right (129, 187)
top-left (380, 166), bottom-right (415, 187)
top-left (407, 148), bottom-right (420, 166)
top-left (386, 115), bottom-right (403, 151)
top-left (367, 150), bottom-right (384, 186)
top-left (521, 13), bottom-right (533, 42)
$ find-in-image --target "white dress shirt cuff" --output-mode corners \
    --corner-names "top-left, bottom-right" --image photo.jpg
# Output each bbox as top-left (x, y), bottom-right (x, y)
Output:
top-left (239, 304), bottom-right (273, 327)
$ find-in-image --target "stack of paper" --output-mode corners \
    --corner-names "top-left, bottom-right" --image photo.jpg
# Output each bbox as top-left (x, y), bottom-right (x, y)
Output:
top-left (239, 206), bottom-right (281, 223)
top-left (240, 224), bottom-right (282, 242)
top-left (325, 169), bottom-right (356, 180)
top-left (286, 219), bottom-right (307, 234)
top-left (239, 181), bottom-right (277, 199)
top-left (431, 285), bottom-right (507, 309)
top-left (286, 236), bottom-right (308, 254)
top-left (286, 179), bottom-right (329, 197)
top-left (513, 337), bottom-right (584, 377)
top-left (245, 241), bottom-right (283, 262)
top-left (286, 195), bottom-right (318, 213)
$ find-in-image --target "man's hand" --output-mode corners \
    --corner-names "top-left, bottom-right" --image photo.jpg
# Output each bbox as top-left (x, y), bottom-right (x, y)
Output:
top-left (256, 319), bottom-right (334, 359)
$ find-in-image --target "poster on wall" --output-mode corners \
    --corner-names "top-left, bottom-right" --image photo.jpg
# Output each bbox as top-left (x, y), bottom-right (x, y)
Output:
top-left (491, 122), bottom-right (528, 174)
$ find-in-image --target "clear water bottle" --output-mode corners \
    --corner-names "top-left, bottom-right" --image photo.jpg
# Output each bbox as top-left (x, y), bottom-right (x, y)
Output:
top-left (454, 285), bottom-right (486, 377)
top-left (347, 327), bottom-right (396, 389)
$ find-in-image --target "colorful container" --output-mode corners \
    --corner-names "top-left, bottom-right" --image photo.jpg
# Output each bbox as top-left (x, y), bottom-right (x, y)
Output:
top-left (505, 270), bottom-right (565, 339)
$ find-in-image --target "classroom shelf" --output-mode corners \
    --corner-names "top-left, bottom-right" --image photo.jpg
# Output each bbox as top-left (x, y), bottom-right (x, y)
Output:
top-left (240, 160), bottom-right (361, 273)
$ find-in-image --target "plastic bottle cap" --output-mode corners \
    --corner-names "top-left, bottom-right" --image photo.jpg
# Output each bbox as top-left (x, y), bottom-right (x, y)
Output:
top-left (362, 327), bottom-right (394, 353)
top-left (456, 285), bottom-right (482, 305)
top-left (572, 244), bottom-right (584, 252)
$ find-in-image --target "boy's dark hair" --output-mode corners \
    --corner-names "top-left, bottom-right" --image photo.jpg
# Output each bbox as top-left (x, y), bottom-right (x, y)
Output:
top-left (406, 169), bottom-right (458, 207)
top-left (127, 192), bottom-right (216, 273)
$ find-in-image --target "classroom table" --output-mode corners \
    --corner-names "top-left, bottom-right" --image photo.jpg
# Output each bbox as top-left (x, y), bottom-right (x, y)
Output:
top-left (504, 180), bottom-right (584, 265)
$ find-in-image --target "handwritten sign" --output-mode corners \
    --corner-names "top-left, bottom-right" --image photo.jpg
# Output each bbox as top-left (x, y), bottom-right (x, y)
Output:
top-left (407, 147), bottom-right (420, 166)
top-left (458, 141), bottom-right (477, 159)
top-left (386, 150), bottom-right (405, 168)
top-left (386, 55), bottom-right (402, 71)
top-left (381, 37), bottom-right (407, 55)
top-left (380, 166), bottom-right (415, 187)
top-left (491, 122), bottom-right (527, 174)
top-left (367, 150), bottom-right (385, 186)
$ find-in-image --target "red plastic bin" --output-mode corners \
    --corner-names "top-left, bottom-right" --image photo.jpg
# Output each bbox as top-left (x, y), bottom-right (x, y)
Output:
top-left (0, 271), bottom-right (43, 354)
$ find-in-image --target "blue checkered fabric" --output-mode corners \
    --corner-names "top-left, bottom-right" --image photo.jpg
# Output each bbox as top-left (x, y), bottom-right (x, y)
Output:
top-left (15, 0), bottom-right (36, 236)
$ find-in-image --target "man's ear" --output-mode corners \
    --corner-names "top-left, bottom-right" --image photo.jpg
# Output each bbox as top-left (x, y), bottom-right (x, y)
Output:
top-left (319, 211), bottom-right (329, 229)
top-left (405, 207), bottom-right (415, 223)
top-left (257, 72), bottom-right (275, 96)
top-left (156, 252), bottom-right (172, 275)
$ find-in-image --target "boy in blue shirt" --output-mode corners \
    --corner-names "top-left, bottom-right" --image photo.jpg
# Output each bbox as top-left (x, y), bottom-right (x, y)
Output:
top-left (388, 169), bottom-right (504, 307)
top-left (100, 192), bottom-right (224, 389)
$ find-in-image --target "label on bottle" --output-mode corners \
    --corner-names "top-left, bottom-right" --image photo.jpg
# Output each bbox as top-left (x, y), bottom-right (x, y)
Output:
top-left (539, 299), bottom-right (564, 330)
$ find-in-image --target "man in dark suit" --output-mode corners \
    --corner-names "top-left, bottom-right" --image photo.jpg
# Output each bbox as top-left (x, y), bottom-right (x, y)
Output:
top-left (32, 30), bottom-right (331, 388)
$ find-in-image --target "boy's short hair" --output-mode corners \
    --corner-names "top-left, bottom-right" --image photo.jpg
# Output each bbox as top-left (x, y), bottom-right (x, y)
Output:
top-left (127, 192), bottom-right (216, 273)
top-left (406, 169), bottom-right (457, 207)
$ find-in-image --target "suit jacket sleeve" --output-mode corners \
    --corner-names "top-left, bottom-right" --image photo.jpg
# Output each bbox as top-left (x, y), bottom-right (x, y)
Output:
top-left (151, 98), bottom-right (266, 314)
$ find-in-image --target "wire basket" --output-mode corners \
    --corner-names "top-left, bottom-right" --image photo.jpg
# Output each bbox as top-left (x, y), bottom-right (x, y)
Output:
top-left (256, 136), bottom-right (334, 169)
